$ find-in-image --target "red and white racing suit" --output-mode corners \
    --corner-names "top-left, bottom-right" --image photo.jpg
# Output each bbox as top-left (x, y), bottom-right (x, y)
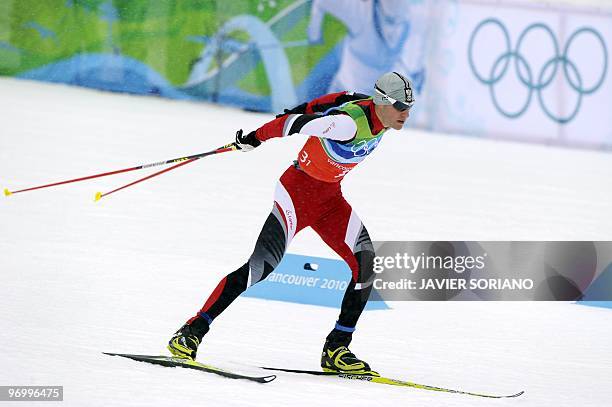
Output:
top-left (188, 92), bottom-right (388, 334)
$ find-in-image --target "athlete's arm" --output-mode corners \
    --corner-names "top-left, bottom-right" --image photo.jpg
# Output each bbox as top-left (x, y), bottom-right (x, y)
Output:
top-left (256, 113), bottom-right (356, 143)
top-left (252, 92), bottom-right (370, 144)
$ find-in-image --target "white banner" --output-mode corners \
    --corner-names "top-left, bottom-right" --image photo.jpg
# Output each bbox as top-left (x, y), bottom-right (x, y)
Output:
top-left (419, 0), bottom-right (612, 149)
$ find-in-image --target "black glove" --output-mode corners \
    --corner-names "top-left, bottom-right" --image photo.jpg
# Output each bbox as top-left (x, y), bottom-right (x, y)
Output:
top-left (235, 129), bottom-right (261, 152)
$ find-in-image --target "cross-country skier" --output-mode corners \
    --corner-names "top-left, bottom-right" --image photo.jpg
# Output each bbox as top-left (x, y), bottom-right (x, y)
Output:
top-left (168, 72), bottom-right (414, 375)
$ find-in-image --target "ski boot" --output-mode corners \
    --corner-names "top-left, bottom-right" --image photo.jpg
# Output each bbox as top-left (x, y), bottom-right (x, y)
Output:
top-left (320, 329), bottom-right (379, 376)
top-left (167, 316), bottom-right (209, 360)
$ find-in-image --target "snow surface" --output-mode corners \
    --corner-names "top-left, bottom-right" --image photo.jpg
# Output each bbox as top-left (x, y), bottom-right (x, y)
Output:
top-left (1, 77), bottom-right (611, 407)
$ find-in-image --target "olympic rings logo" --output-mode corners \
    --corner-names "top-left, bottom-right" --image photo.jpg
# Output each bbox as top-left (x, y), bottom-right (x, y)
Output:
top-left (468, 18), bottom-right (608, 124)
top-left (351, 138), bottom-right (380, 157)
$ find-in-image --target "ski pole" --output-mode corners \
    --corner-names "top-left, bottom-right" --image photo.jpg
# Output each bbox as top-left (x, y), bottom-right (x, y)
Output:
top-left (95, 143), bottom-right (237, 201)
top-left (94, 157), bottom-right (197, 201)
top-left (4, 143), bottom-right (237, 197)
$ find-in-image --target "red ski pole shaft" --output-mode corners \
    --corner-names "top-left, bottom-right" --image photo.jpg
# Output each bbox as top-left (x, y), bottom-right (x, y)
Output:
top-left (94, 144), bottom-right (236, 201)
top-left (94, 157), bottom-right (198, 201)
top-left (4, 166), bottom-right (139, 197)
top-left (4, 143), bottom-right (237, 197)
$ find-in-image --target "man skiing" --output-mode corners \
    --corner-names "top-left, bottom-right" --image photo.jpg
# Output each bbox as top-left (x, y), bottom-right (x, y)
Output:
top-left (168, 72), bottom-right (414, 375)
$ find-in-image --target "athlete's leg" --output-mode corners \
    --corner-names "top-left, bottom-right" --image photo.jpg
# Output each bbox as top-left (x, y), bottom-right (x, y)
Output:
top-left (311, 198), bottom-right (375, 342)
top-left (168, 179), bottom-right (302, 359)
top-left (312, 197), bottom-right (377, 372)
top-left (191, 180), bottom-right (300, 325)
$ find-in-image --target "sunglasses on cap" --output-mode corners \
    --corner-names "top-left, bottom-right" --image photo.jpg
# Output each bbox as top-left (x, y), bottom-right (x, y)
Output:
top-left (375, 86), bottom-right (413, 112)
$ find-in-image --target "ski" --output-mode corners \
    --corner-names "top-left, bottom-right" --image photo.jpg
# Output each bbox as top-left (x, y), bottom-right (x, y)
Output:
top-left (260, 366), bottom-right (524, 399)
top-left (103, 353), bottom-right (276, 384)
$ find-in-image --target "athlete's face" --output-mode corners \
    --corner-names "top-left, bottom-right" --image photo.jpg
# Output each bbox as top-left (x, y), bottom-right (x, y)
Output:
top-left (376, 104), bottom-right (410, 130)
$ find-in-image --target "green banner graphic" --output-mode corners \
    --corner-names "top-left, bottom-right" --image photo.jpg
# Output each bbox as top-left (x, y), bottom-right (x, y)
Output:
top-left (0, 0), bottom-right (353, 112)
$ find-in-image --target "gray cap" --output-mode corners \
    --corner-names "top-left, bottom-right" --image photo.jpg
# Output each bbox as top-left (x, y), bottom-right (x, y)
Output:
top-left (373, 72), bottom-right (415, 108)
